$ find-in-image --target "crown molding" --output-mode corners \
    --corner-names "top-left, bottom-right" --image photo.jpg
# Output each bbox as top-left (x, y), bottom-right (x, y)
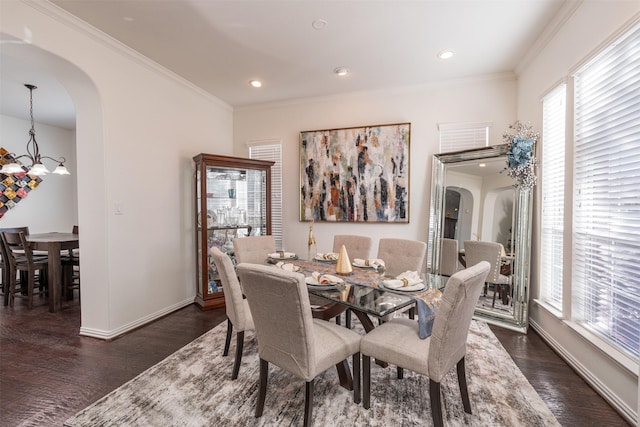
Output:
top-left (515, 0), bottom-right (584, 75)
top-left (21, 0), bottom-right (232, 112)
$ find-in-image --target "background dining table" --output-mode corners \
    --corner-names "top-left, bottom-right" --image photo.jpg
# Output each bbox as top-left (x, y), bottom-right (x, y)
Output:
top-left (26, 232), bottom-right (79, 312)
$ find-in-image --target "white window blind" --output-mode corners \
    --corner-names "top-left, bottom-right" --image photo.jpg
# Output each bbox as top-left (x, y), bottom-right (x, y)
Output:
top-left (572, 22), bottom-right (640, 359)
top-left (249, 143), bottom-right (283, 250)
top-left (540, 83), bottom-right (566, 310)
top-left (438, 122), bottom-right (491, 153)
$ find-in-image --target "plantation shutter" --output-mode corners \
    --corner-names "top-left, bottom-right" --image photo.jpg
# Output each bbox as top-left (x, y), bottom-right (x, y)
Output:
top-left (249, 143), bottom-right (283, 250)
top-left (540, 83), bottom-right (566, 310)
top-left (572, 22), bottom-right (640, 359)
top-left (438, 122), bottom-right (491, 153)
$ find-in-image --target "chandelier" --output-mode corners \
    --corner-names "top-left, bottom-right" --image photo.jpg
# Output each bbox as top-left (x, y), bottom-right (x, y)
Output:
top-left (0, 84), bottom-right (70, 176)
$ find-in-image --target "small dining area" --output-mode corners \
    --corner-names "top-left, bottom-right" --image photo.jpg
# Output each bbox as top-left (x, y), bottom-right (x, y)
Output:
top-left (0, 226), bottom-right (80, 312)
top-left (210, 233), bottom-right (491, 427)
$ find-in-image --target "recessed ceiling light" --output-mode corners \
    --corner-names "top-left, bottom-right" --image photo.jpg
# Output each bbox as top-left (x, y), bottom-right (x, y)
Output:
top-left (249, 80), bottom-right (262, 88)
top-left (479, 163), bottom-right (486, 168)
top-left (333, 67), bottom-right (349, 77)
top-left (312, 19), bottom-right (327, 30)
top-left (437, 50), bottom-right (454, 60)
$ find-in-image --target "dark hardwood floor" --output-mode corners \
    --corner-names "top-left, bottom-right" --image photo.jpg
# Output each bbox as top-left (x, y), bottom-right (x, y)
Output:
top-left (0, 294), bottom-right (630, 426)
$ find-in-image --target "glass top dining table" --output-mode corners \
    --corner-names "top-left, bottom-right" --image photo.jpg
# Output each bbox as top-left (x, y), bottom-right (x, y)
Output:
top-left (268, 257), bottom-right (446, 391)
top-left (281, 259), bottom-right (445, 322)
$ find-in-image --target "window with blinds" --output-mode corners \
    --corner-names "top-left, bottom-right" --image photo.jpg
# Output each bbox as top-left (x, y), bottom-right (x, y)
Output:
top-left (540, 83), bottom-right (566, 311)
top-left (249, 143), bottom-right (283, 250)
top-left (572, 22), bottom-right (640, 359)
top-left (438, 122), bottom-right (491, 153)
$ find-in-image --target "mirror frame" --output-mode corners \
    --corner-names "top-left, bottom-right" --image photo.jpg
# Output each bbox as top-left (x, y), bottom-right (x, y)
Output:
top-left (428, 144), bottom-right (532, 333)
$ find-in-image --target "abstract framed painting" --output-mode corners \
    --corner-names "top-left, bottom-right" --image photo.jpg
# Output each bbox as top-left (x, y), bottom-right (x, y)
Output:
top-left (300, 122), bottom-right (410, 223)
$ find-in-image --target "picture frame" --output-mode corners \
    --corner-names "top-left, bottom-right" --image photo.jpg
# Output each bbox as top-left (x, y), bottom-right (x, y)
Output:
top-left (300, 122), bottom-right (410, 223)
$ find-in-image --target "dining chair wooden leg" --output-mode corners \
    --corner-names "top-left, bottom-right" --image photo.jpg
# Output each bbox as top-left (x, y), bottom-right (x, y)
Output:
top-left (3, 274), bottom-right (10, 306)
top-left (6, 275), bottom-right (16, 306)
top-left (492, 285), bottom-right (499, 307)
top-left (304, 379), bottom-right (314, 427)
top-left (457, 357), bottom-right (472, 413)
top-left (231, 331), bottom-right (244, 380)
top-left (345, 309), bottom-right (352, 329)
top-left (353, 353), bottom-right (361, 404)
top-left (27, 270), bottom-right (35, 309)
top-left (363, 355), bottom-right (371, 409)
top-left (223, 318), bottom-right (233, 357)
top-left (256, 358), bottom-right (268, 418)
top-left (397, 366), bottom-right (404, 379)
top-left (429, 379), bottom-right (444, 427)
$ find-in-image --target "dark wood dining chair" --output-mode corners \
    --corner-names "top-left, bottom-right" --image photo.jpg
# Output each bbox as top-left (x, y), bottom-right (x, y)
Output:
top-left (62, 225), bottom-right (80, 300)
top-left (1, 231), bottom-right (49, 308)
top-left (0, 226), bottom-right (47, 303)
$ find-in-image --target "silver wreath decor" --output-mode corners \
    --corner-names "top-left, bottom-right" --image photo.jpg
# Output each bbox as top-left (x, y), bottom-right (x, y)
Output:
top-left (503, 121), bottom-right (539, 188)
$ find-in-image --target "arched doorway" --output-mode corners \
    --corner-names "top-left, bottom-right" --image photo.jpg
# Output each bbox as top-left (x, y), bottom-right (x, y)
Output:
top-left (2, 36), bottom-right (109, 334)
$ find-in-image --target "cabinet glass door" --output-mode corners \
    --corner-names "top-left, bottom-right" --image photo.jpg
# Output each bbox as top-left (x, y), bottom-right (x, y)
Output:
top-left (194, 153), bottom-right (273, 310)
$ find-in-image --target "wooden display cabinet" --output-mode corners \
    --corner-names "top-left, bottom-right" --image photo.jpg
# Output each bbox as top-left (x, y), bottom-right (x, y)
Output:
top-left (193, 153), bottom-right (273, 310)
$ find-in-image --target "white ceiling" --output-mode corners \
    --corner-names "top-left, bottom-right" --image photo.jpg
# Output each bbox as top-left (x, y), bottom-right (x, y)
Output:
top-left (0, 0), bottom-right (572, 130)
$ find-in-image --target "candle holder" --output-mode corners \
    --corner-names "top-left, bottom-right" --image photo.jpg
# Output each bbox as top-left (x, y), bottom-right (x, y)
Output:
top-left (307, 220), bottom-right (317, 260)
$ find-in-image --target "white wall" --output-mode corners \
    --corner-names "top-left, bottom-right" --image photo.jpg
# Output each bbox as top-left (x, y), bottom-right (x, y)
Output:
top-left (2, 1), bottom-right (234, 337)
top-left (233, 76), bottom-right (518, 259)
top-left (1, 114), bottom-right (78, 231)
top-left (517, 1), bottom-right (640, 423)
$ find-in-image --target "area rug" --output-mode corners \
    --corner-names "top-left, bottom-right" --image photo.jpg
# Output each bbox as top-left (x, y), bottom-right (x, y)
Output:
top-left (65, 320), bottom-right (559, 426)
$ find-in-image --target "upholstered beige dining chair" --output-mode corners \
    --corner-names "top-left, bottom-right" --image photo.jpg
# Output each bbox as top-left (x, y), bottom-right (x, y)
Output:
top-left (236, 263), bottom-right (362, 427)
top-left (210, 247), bottom-right (255, 380)
top-left (360, 261), bottom-right (490, 427)
top-left (376, 238), bottom-right (427, 274)
top-left (463, 241), bottom-right (511, 307)
top-left (233, 235), bottom-right (276, 264)
top-left (440, 238), bottom-right (459, 277)
top-left (332, 235), bottom-right (372, 260)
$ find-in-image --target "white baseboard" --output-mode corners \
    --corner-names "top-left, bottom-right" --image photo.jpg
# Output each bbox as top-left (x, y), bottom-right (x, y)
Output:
top-left (529, 319), bottom-right (637, 425)
top-left (79, 298), bottom-right (195, 340)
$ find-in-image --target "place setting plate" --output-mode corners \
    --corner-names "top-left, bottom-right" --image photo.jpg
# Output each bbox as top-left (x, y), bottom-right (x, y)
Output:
top-left (378, 280), bottom-right (427, 294)
top-left (313, 253), bottom-right (339, 263)
top-left (267, 252), bottom-right (298, 261)
top-left (305, 273), bottom-right (344, 290)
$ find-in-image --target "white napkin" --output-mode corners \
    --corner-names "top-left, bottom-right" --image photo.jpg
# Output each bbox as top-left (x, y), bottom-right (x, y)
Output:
top-left (382, 270), bottom-right (424, 291)
top-left (353, 258), bottom-right (385, 269)
top-left (275, 262), bottom-right (300, 272)
top-left (310, 271), bottom-right (344, 285)
top-left (268, 252), bottom-right (296, 259)
top-left (315, 252), bottom-right (339, 261)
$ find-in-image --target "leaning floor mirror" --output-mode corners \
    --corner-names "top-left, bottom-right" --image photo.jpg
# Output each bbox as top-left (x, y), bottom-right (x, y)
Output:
top-left (427, 145), bottom-right (533, 333)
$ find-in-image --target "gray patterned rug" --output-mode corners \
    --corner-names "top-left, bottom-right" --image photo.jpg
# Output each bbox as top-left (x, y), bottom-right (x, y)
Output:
top-left (65, 320), bottom-right (559, 426)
